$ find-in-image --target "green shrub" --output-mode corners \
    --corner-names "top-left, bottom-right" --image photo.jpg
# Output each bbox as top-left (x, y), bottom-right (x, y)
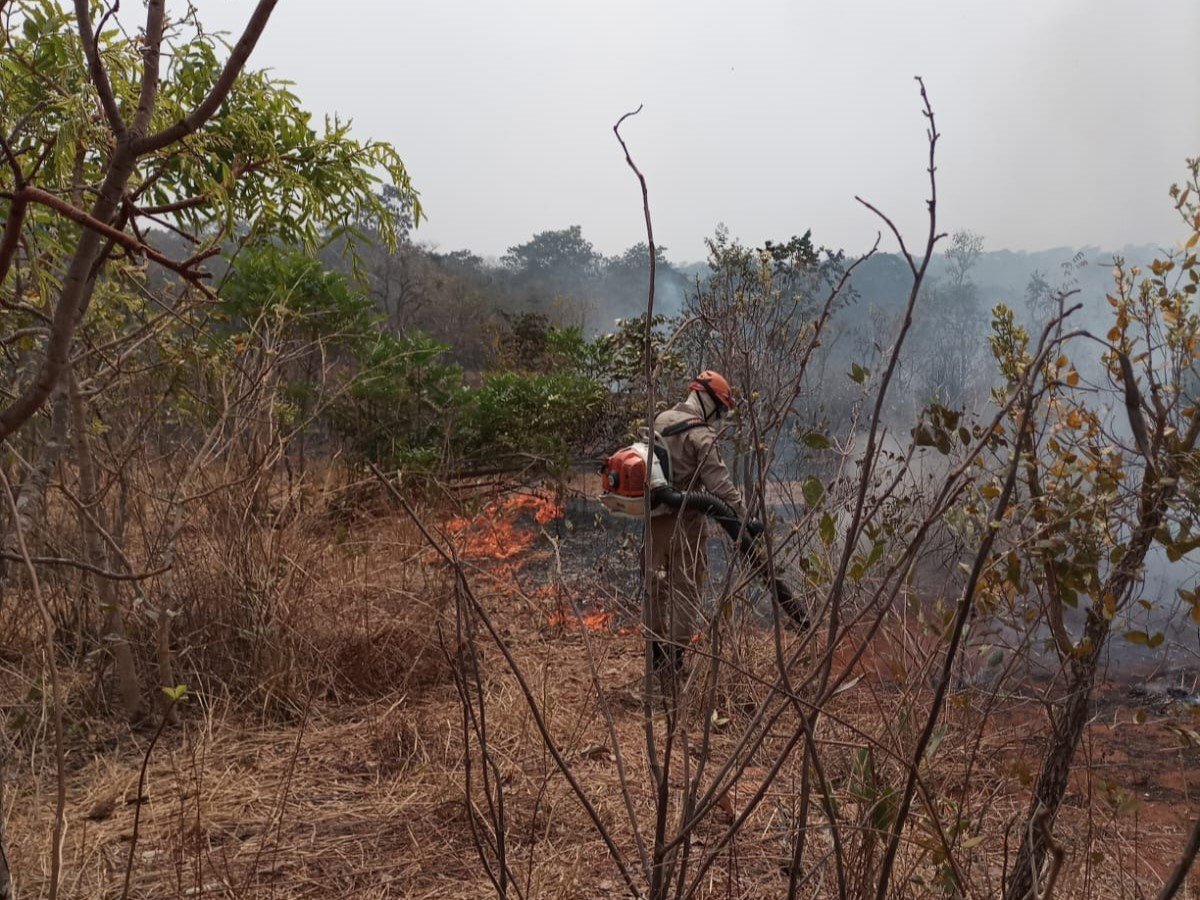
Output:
top-left (329, 331), bottom-right (464, 468)
top-left (220, 245), bottom-right (376, 344)
top-left (461, 372), bottom-right (607, 466)
top-left (219, 246), bottom-right (617, 473)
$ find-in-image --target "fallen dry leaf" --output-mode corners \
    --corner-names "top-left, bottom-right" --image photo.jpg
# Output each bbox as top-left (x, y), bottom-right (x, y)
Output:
top-left (577, 742), bottom-right (613, 762)
top-left (715, 789), bottom-right (736, 821)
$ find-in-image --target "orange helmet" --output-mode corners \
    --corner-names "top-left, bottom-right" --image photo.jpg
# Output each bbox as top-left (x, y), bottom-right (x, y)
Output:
top-left (690, 370), bottom-right (735, 410)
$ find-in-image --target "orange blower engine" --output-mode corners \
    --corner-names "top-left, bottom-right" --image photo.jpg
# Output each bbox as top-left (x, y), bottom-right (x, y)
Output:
top-left (599, 440), bottom-right (669, 518)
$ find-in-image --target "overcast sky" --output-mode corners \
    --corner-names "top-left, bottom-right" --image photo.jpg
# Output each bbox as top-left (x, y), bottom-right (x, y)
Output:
top-left (199, 0), bottom-right (1199, 262)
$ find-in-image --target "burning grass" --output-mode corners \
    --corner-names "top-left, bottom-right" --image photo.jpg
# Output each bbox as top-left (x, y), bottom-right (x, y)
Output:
top-left (445, 490), bottom-right (565, 561)
top-left (547, 607), bottom-right (619, 632)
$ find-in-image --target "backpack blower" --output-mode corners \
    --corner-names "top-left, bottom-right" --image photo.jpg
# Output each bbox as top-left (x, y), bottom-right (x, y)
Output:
top-left (600, 432), bottom-right (810, 630)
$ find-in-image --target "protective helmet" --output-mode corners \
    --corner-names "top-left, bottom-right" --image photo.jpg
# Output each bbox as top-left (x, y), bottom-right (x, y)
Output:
top-left (690, 370), bottom-right (735, 410)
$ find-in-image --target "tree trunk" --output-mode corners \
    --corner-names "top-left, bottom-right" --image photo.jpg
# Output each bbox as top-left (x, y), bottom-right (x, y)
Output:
top-left (1005, 477), bottom-right (1171, 899)
top-left (0, 386), bottom-right (70, 607)
top-left (69, 373), bottom-right (143, 721)
top-left (1004, 609), bottom-right (1107, 899)
top-left (0, 742), bottom-right (12, 900)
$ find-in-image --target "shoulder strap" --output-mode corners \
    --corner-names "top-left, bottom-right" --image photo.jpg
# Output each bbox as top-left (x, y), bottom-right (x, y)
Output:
top-left (652, 443), bottom-right (671, 484)
top-left (661, 418), bottom-right (706, 438)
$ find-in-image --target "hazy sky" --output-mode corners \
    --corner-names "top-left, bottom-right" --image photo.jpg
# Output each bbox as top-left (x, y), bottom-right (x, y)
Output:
top-left (199, 0), bottom-right (1199, 262)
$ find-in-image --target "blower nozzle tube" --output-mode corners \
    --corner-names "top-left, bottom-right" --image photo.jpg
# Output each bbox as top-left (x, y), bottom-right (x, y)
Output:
top-left (650, 486), bottom-right (809, 630)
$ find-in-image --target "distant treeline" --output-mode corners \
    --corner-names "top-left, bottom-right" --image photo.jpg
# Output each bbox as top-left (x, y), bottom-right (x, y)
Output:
top-left (311, 212), bottom-right (1164, 378)
top-left (146, 208), bottom-right (1168, 472)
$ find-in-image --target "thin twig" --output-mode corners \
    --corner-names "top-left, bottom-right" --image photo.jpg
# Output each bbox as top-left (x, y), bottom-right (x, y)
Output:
top-left (120, 696), bottom-right (182, 900)
top-left (614, 104), bottom-right (677, 900)
top-left (12, 186), bottom-right (218, 297)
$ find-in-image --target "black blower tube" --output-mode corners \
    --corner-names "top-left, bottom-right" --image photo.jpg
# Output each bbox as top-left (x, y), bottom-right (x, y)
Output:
top-left (650, 486), bottom-right (810, 630)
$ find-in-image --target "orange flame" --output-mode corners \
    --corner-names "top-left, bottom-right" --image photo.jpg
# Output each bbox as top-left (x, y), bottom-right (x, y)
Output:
top-left (547, 607), bottom-right (617, 632)
top-left (446, 491), bottom-right (564, 561)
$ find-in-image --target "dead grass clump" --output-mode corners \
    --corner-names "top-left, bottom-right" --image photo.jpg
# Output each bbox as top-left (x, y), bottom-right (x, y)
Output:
top-left (327, 620), bottom-right (451, 699)
top-left (366, 706), bottom-right (435, 777)
top-left (317, 474), bottom-right (416, 528)
top-left (145, 481), bottom-right (447, 715)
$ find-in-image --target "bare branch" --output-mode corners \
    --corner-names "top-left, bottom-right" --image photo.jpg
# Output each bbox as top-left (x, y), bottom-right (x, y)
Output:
top-left (0, 132), bottom-right (23, 184)
top-left (1157, 815), bottom-right (1200, 900)
top-left (135, 194), bottom-right (209, 216)
top-left (14, 186), bottom-right (217, 296)
top-left (136, 0), bottom-right (280, 154)
top-left (855, 196), bottom-right (917, 275)
top-left (1040, 810), bottom-right (1065, 900)
top-left (0, 195), bottom-right (27, 286)
top-left (130, 0), bottom-right (166, 137)
top-left (1118, 350), bottom-right (1154, 460)
top-left (812, 76), bottom-right (944, 755)
top-left (73, 0), bottom-right (126, 135)
top-left (614, 104), bottom-right (690, 898)
top-left (119, 695), bottom-right (181, 900)
top-left (0, 551), bottom-right (171, 581)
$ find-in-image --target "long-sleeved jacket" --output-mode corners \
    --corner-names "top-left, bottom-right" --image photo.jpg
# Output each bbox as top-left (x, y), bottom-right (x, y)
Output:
top-left (654, 401), bottom-right (746, 521)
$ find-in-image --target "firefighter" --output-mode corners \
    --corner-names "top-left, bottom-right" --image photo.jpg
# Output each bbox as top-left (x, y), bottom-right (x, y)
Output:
top-left (648, 370), bottom-right (760, 675)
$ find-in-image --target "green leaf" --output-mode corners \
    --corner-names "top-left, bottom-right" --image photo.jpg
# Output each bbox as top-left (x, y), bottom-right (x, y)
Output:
top-left (802, 431), bottom-right (832, 450)
top-left (926, 724), bottom-right (948, 758)
top-left (872, 786), bottom-right (899, 831)
top-left (1123, 631), bottom-right (1150, 646)
top-left (819, 513), bottom-right (836, 547)
top-left (834, 675), bottom-right (862, 696)
top-left (161, 684), bottom-right (189, 702)
top-left (848, 747), bottom-right (876, 800)
top-left (1059, 586), bottom-right (1078, 609)
top-left (849, 363), bottom-right (869, 384)
top-left (802, 476), bottom-right (824, 507)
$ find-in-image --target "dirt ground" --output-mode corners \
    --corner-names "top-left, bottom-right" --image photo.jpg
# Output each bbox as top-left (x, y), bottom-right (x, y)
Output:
top-left (4, 488), bottom-right (1200, 899)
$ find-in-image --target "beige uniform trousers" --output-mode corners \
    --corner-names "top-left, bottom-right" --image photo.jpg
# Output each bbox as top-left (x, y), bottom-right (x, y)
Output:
top-left (647, 512), bottom-right (708, 647)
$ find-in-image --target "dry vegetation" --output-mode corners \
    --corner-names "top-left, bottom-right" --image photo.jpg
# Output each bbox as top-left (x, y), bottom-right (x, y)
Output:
top-left (3, 477), bottom-right (1198, 899)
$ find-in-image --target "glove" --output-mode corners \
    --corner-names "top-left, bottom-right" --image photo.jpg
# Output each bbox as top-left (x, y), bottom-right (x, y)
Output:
top-left (744, 519), bottom-right (766, 539)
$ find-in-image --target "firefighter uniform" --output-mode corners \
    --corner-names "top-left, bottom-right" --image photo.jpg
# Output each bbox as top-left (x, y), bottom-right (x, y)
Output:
top-left (646, 395), bottom-right (746, 663)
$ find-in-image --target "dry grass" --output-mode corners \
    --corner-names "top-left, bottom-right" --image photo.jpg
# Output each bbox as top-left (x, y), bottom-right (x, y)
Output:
top-left (3, 484), bottom-right (1200, 898)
